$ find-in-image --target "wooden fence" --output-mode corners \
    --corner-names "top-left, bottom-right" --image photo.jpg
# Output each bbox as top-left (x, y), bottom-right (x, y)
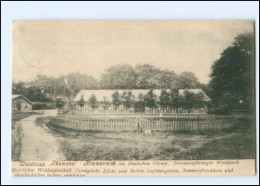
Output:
top-left (49, 117), bottom-right (238, 132)
top-left (57, 113), bottom-right (225, 121)
top-left (68, 109), bottom-right (207, 115)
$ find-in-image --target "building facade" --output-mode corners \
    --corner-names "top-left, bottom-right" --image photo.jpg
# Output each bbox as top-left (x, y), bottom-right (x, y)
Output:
top-left (12, 95), bottom-right (33, 112)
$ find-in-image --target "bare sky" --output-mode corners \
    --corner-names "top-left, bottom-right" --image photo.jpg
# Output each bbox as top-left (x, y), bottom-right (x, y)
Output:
top-left (12, 20), bottom-right (254, 84)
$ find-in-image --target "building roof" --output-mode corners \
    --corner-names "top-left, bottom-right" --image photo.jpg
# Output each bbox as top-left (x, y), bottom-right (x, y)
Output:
top-left (74, 89), bottom-right (211, 102)
top-left (12, 94), bottom-right (33, 105)
top-left (12, 95), bottom-right (21, 99)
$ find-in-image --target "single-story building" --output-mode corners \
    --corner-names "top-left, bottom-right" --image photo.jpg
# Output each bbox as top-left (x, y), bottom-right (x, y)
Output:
top-left (73, 89), bottom-right (211, 114)
top-left (12, 95), bottom-right (33, 112)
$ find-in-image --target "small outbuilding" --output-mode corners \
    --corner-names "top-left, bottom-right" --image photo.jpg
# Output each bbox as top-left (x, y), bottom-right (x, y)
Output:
top-left (12, 95), bottom-right (33, 112)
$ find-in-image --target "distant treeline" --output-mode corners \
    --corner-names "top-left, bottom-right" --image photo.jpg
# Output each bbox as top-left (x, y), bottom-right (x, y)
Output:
top-left (12, 64), bottom-right (207, 102)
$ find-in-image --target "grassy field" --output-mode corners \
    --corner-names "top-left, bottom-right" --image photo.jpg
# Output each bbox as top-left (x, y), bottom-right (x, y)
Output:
top-left (12, 112), bottom-right (37, 122)
top-left (11, 111), bottom-right (38, 161)
top-left (42, 117), bottom-right (256, 161)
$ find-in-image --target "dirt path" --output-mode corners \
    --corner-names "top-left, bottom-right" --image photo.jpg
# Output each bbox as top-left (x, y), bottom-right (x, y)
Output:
top-left (20, 111), bottom-right (65, 161)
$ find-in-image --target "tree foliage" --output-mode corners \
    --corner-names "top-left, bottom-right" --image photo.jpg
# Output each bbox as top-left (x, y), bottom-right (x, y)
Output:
top-left (12, 81), bottom-right (51, 102)
top-left (182, 91), bottom-right (205, 110)
top-left (159, 89), bottom-right (170, 108)
top-left (144, 89), bottom-right (158, 109)
top-left (135, 64), bottom-right (160, 88)
top-left (134, 93), bottom-right (146, 112)
top-left (112, 91), bottom-right (121, 110)
top-left (77, 95), bottom-right (85, 108)
top-left (209, 33), bottom-right (255, 112)
top-left (135, 64), bottom-right (178, 89)
top-left (56, 97), bottom-right (66, 109)
top-left (169, 88), bottom-right (183, 108)
top-left (88, 94), bottom-right (98, 110)
top-left (12, 72), bottom-right (99, 101)
top-left (100, 65), bottom-right (137, 89)
top-left (12, 81), bottom-right (26, 94)
top-left (66, 72), bottom-right (99, 94)
top-left (99, 64), bottom-right (193, 89)
top-left (121, 91), bottom-right (135, 109)
top-left (176, 72), bottom-right (199, 89)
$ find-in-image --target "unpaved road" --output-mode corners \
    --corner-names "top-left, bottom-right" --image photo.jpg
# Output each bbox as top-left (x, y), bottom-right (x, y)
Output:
top-left (20, 110), bottom-right (65, 161)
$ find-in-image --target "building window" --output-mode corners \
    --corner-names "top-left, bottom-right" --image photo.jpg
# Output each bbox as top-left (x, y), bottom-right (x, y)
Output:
top-left (25, 105), bottom-right (27, 108)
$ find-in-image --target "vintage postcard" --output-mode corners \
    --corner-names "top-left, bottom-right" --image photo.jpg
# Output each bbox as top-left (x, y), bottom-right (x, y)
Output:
top-left (11, 20), bottom-right (256, 177)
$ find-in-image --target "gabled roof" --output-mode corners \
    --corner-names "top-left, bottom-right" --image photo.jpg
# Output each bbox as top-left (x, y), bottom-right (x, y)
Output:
top-left (74, 89), bottom-right (211, 102)
top-left (12, 94), bottom-right (33, 105)
top-left (12, 95), bottom-right (21, 99)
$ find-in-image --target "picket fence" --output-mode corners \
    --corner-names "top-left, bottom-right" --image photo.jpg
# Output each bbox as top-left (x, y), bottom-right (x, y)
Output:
top-left (49, 117), bottom-right (238, 132)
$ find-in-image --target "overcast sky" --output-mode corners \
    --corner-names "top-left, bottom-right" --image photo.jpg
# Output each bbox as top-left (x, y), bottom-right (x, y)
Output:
top-left (12, 20), bottom-right (254, 84)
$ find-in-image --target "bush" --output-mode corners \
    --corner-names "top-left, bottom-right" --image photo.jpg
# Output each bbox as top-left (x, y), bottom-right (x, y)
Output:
top-left (208, 108), bottom-right (231, 115)
top-left (32, 102), bottom-right (56, 110)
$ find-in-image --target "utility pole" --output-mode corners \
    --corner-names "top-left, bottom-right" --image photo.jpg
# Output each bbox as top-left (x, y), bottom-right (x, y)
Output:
top-left (64, 83), bottom-right (65, 96)
top-left (64, 78), bottom-right (68, 96)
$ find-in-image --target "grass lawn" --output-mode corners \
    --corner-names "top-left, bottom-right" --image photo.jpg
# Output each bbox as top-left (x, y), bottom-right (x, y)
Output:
top-left (11, 121), bottom-right (22, 161)
top-left (12, 112), bottom-right (37, 122)
top-left (11, 111), bottom-right (38, 161)
top-left (42, 117), bottom-right (256, 161)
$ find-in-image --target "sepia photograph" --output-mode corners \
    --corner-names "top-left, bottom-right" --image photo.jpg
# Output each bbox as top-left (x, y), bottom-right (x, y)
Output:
top-left (11, 20), bottom-right (256, 175)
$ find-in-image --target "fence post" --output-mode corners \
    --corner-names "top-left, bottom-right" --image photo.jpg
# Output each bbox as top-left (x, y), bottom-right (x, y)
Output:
top-left (136, 115), bottom-right (141, 133)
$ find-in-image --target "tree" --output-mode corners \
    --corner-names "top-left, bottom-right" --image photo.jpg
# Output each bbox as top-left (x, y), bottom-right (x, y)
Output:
top-left (88, 94), bottom-right (98, 110)
top-left (112, 91), bottom-right (121, 110)
top-left (159, 89), bottom-right (170, 109)
top-left (156, 70), bottom-right (178, 89)
top-left (121, 91), bottom-right (135, 109)
top-left (12, 80), bottom-right (51, 102)
top-left (193, 92), bottom-right (205, 109)
top-left (29, 75), bottom-right (54, 94)
top-left (100, 65), bottom-right (137, 89)
top-left (134, 93), bottom-right (146, 112)
top-left (56, 97), bottom-right (66, 109)
top-left (144, 89), bottom-right (158, 109)
top-left (182, 91), bottom-right (196, 111)
top-left (12, 81), bottom-right (26, 94)
top-left (100, 64), bottom-right (179, 89)
top-left (24, 86), bottom-right (51, 102)
top-left (176, 72), bottom-right (199, 89)
top-left (28, 73), bottom-right (99, 97)
top-left (182, 91), bottom-right (205, 112)
top-left (51, 73), bottom-right (98, 96)
top-left (135, 64), bottom-right (163, 89)
top-left (77, 95), bottom-right (85, 110)
top-left (209, 33), bottom-right (255, 112)
top-left (66, 72), bottom-right (99, 94)
top-left (169, 88), bottom-right (182, 109)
